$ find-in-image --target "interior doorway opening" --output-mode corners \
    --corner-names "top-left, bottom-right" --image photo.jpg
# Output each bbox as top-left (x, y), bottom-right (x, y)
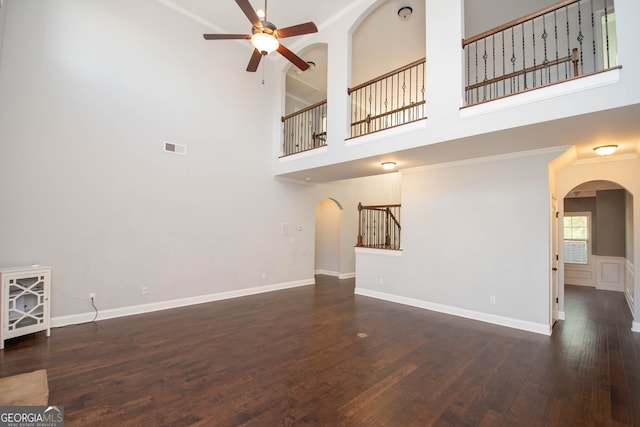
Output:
top-left (562, 180), bottom-right (634, 312)
top-left (315, 199), bottom-right (343, 277)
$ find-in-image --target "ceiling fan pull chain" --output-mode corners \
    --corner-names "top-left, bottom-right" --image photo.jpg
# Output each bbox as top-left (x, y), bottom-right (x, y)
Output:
top-left (262, 57), bottom-right (265, 85)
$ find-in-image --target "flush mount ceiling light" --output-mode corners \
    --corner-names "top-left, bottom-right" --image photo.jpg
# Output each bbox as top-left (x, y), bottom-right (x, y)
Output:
top-left (381, 162), bottom-right (397, 170)
top-left (593, 145), bottom-right (618, 156)
top-left (398, 6), bottom-right (413, 21)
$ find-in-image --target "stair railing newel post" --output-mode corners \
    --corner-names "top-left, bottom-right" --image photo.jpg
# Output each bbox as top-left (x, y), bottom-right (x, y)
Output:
top-left (357, 203), bottom-right (363, 247)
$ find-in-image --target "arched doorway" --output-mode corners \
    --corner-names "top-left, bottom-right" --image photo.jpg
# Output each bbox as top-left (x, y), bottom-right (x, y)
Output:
top-left (315, 198), bottom-right (343, 277)
top-left (562, 180), bottom-right (634, 314)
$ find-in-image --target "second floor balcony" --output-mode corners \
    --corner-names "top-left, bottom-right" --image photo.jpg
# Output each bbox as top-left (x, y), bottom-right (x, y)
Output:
top-left (274, 0), bottom-right (634, 182)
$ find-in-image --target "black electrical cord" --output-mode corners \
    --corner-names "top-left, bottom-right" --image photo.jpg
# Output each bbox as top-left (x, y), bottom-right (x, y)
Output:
top-left (90, 297), bottom-right (98, 322)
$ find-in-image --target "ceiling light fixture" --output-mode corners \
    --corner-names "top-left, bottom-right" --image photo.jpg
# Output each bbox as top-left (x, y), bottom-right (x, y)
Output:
top-left (251, 31), bottom-right (279, 55)
top-left (593, 145), bottom-right (618, 156)
top-left (381, 162), bottom-right (397, 170)
top-left (398, 6), bottom-right (413, 21)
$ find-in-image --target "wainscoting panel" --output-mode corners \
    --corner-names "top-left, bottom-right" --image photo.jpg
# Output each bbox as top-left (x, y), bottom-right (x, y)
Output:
top-left (595, 256), bottom-right (625, 292)
top-left (565, 263), bottom-right (595, 287)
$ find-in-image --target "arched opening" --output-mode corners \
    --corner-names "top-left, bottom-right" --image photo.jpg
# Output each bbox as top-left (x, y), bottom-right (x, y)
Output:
top-left (564, 181), bottom-right (630, 290)
top-left (282, 43), bottom-right (328, 157)
top-left (351, 1), bottom-right (425, 85)
top-left (562, 180), bottom-right (634, 317)
top-left (349, 1), bottom-right (426, 137)
top-left (314, 198), bottom-right (343, 277)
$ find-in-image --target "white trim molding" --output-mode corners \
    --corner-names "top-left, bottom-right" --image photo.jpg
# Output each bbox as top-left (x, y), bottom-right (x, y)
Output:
top-left (354, 247), bottom-right (403, 257)
top-left (339, 272), bottom-right (356, 279)
top-left (632, 322), bottom-right (640, 333)
top-left (315, 269), bottom-right (340, 277)
top-left (624, 259), bottom-right (634, 314)
top-left (558, 311), bottom-right (566, 321)
top-left (51, 278), bottom-right (315, 328)
top-left (354, 287), bottom-right (551, 336)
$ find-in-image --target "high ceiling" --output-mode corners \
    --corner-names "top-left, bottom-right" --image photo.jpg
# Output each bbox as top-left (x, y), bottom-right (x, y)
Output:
top-left (156, 0), bottom-right (639, 182)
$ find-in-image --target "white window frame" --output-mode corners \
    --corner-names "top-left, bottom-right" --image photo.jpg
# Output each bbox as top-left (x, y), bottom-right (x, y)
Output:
top-left (563, 212), bottom-right (592, 266)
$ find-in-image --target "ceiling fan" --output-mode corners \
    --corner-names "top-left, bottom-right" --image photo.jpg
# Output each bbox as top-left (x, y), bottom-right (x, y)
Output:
top-left (203, 0), bottom-right (318, 72)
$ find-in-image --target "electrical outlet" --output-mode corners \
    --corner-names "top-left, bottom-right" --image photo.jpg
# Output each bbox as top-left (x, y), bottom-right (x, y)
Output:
top-left (490, 296), bottom-right (496, 305)
top-left (141, 286), bottom-right (148, 295)
top-left (89, 293), bottom-right (96, 301)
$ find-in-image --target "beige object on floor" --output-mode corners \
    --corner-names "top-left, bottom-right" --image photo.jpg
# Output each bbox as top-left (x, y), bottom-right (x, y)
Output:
top-left (0, 369), bottom-right (49, 406)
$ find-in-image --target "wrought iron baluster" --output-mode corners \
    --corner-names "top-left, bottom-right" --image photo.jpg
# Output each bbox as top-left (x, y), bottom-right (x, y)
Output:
top-left (554, 10), bottom-right (560, 83)
top-left (511, 28), bottom-right (516, 93)
top-left (604, 0), bottom-right (610, 68)
top-left (501, 32), bottom-right (506, 97)
top-left (566, 5), bottom-right (570, 79)
top-left (590, 0), bottom-right (596, 72)
top-left (542, 15), bottom-right (549, 85)
top-left (521, 23), bottom-right (527, 89)
top-left (482, 39), bottom-right (488, 101)
top-left (532, 19), bottom-right (537, 87)
top-left (577, 1), bottom-right (584, 74)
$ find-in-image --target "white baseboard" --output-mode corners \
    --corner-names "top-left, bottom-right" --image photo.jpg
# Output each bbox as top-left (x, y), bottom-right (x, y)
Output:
top-left (633, 322), bottom-right (640, 334)
top-left (558, 311), bottom-right (566, 321)
top-left (315, 269), bottom-right (340, 277)
top-left (355, 287), bottom-right (551, 336)
top-left (51, 278), bottom-right (315, 328)
top-left (314, 270), bottom-right (355, 280)
top-left (624, 288), bottom-right (634, 314)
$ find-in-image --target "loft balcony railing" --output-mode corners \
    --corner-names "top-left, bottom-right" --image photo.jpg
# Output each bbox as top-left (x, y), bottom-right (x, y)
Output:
top-left (281, 100), bottom-right (327, 157)
top-left (356, 203), bottom-right (401, 250)
top-left (348, 58), bottom-right (426, 139)
top-left (462, 0), bottom-right (619, 106)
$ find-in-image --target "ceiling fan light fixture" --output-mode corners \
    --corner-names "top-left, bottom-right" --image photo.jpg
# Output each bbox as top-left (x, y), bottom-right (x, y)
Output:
top-left (593, 144), bottom-right (618, 156)
top-left (251, 32), bottom-right (279, 55)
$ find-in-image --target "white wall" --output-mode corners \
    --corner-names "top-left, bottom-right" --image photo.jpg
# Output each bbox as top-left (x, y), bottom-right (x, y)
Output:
top-left (464, 0), bottom-right (559, 37)
top-left (0, 0), bottom-right (7, 69)
top-left (0, 0), bottom-right (318, 320)
top-left (314, 199), bottom-right (341, 276)
top-left (355, 149), bottom-right (562, 334)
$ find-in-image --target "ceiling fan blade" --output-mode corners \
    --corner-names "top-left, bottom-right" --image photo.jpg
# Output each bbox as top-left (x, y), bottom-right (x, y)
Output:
top-left (235, 0), bottom-right (261, 27)
top-left (246, 49), bottom-right (263, 72)
top-left (277, 44), bottom-right (309, 71)
top-left (276, 22), bottom-right (318, 38)
top-left (203, 34), bottom-right (251, 40)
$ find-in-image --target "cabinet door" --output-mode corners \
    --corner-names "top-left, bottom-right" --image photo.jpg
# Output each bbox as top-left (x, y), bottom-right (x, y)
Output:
top-left (4, 272), bottom-right (48, 335)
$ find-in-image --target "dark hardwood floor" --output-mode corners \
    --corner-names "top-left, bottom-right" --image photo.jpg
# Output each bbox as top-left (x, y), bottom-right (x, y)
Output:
top-left (1, 277), bottom-right (639, 426)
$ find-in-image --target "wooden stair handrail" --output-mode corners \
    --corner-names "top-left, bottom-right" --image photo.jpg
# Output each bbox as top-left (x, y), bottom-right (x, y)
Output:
top-left (351, 101), bottom-right (426, 127)
top-left (348, 58), bottom-right (426, 95)
top-left (463, 0), bottom-right (580, 46)
top-left (465, 50), bottom-right (578, 91)
top-left (281, 100), bottom-right (327, 122)
top-left (386, 207), bottom-right (401, 230)
top-left (360, 204), bottom-right (402, 209)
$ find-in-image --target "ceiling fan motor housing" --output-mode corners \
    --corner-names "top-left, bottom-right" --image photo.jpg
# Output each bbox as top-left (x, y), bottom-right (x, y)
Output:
top-left (253, 21), bottom-right (277, 36)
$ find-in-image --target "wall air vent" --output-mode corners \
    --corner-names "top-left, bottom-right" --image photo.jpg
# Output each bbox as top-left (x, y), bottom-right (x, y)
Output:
top-left (164, 141), bottom-right (187, 156)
